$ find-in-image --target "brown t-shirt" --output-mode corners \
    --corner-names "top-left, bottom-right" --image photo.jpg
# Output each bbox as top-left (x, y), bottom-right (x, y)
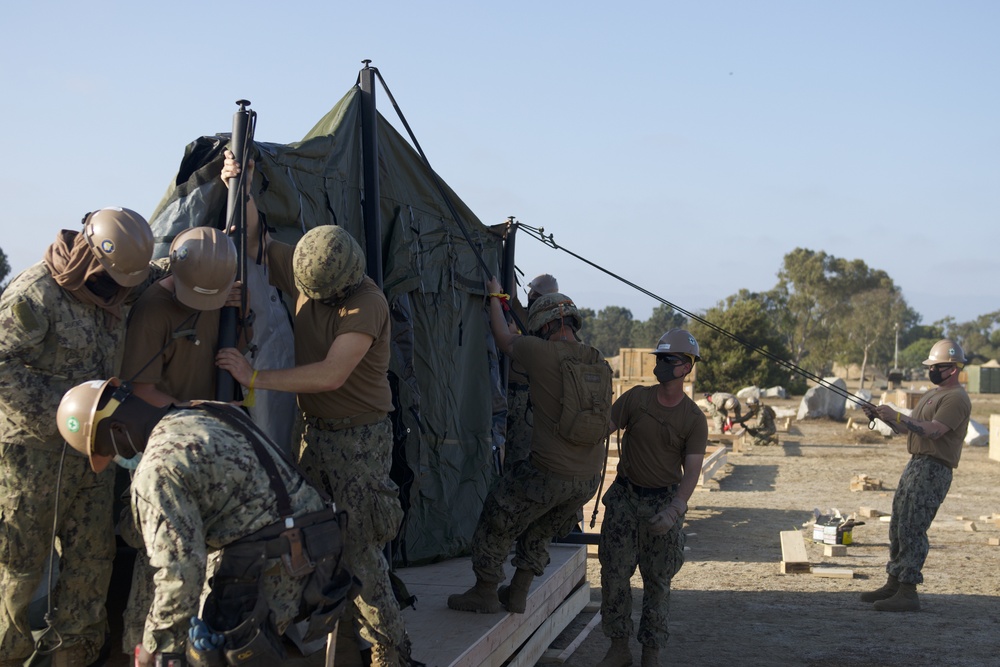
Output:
top-left (509, 336), bottom-right (605, 478)
top-left (907, 384), bottom-right (971, 468)
top-left (612, 385), bottom-right (709, 487)
top-left (120, 282), bottom-right (220, 400)
top-left (267, 241), bottom-right (392, 419)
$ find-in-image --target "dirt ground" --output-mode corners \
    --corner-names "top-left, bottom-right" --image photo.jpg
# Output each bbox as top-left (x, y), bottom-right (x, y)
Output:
top-left (552, 393), bottom-right (1000, 667)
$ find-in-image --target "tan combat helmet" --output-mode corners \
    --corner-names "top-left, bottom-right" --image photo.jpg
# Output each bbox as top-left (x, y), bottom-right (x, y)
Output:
top-left (650, 329), bottom-right (701, 362)
top-left (82, 207), bottom-right (154, 287)
top-left (57, 378), bottom-right (124, 473)
top-left (527, 292), bottom-right (582, 335)
top-left (922, 339), bottom-right (966, 367)
top-left (170, 227), bottom-right (238, 310)
top-left (527, 273), bottom-right (559, 302)
top-left (292, 225), bottom-right (366, 303)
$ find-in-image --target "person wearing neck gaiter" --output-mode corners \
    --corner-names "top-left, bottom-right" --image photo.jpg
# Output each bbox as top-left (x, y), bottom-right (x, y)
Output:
top-left (0, 207), bottom-right (154, 667)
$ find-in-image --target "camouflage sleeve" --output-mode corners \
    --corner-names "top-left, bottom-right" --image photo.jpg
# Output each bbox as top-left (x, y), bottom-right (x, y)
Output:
top-left (132, 466), bottom-right (208, 654)
top-left (0, 289), bottom-right (62, 441)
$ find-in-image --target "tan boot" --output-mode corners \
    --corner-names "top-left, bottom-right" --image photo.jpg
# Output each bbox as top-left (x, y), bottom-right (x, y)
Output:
top-left (596, 636), bottom-right (633, 667)
top-left (873, 582), bottom-right (920, 612)
top-left (447, 579), bottom-right (501, 613)
top-left (498, 568), bottom-right (534, 614)
top-left (370, 633), bottom-right (420, 667)
top-left (860, 574), bottom-right (899, 603)
top-left (641, 645), bottom-right (661, 667)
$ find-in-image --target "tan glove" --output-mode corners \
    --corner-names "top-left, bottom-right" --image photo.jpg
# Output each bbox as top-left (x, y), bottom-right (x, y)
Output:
top-left (648, 496), bottom-right (688, 535)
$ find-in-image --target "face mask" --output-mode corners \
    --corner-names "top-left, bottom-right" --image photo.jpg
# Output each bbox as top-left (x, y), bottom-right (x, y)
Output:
top-left (653, 358), bottom-right (680, 384)
top-left (111, 429), bottom-right (142, 470)
top-left (114, 453), bottom-right (143, 470)
top-left (86, 271), bottom-right (122, 299)
top-left (928, 366), bottom-right (951, 385)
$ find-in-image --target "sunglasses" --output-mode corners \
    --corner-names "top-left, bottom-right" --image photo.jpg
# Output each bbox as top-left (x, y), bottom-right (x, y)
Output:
top-left (656, 354), bottom-right (688, 366)
top-left (930, 364), bottom-right (954, 372)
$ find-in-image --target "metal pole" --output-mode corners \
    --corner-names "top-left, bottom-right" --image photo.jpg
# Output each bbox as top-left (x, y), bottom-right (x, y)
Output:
top-left (216, 99), bottom-right (253, 401)
top-left (894, 322), bottom-right (899, 369)
top-left (359, 60), bottom-right (383, 288)
top-left (499, 217), bottom-right (518, 389)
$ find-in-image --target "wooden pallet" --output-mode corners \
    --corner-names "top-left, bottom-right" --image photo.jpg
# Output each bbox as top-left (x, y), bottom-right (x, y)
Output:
top-left (382, 543), bottom-right (589, 667)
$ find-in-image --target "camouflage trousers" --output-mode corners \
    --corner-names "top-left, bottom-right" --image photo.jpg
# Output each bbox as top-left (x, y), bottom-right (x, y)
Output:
top-left (747, 427), bottom-right (778, 447)
top-left (472, 458), bottom-right (599, 584)
top-left (0, 443), bottom-right (115, 663)
top-left (503, 385), bottom-right (532, 474)
top-left (598, 480), bottom-right (686, 648)
top-left (705, 403), bottom-right (728, 433)
top-left (887, 455), bottom-right (953, 585)
top-left (298, 418), bottom-right (405, 650)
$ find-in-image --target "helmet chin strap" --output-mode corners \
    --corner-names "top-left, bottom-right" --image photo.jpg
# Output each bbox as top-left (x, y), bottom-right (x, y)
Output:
top-left (110, 426), bottom-right (139, 459)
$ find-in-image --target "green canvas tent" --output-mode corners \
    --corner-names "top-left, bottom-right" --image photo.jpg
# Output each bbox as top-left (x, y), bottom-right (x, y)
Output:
top-left (147, 83), bottom-right (505, 565)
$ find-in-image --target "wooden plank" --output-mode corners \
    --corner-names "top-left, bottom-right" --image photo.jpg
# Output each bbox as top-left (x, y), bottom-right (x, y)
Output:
top-left (779, 530), bottom-right (809, 564)
top-left (390, 544), bottom-right (585, 667)
top-left (506, 583), bottom-right (591, 667)
top-left (989, 414), bottom-right (1000, 462)
top-left (859, 507), bottom-right (888, 518)
top-left (698, 445), bottom-right (727, 486)
top-left (823, 544), bottom-right (847, 557)
top-left (779, 561), bottom-right (812, 574)
top-left (481, 575), bottom-right (586, 667)
top-left (812, 568), bottom-right (854, 579)
top-left (539, 610), bottom-right (602, 664)
top-left (449, 547), bottom-right (587, 667)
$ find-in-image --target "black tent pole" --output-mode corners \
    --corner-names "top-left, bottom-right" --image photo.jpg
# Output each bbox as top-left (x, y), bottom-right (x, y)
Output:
top-left (359, 60), bottom-right (383, 287)
top-left (216, 99), bottom-right (253, 401)
top-left (499, 217), bottom-right (519, 389)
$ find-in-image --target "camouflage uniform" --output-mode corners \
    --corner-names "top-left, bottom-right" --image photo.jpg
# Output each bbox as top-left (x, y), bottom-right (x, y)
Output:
top-left (885, 384), bottom-right (970, 585)
top-left (503, 383), bottom-right (532, 473)
top-left (0, 262), bottom-right (124, 663)
top-left (298, 418), bottom-right (405, 652)
top-left (599, 481), bottom-right (686, 647)
top-left (471, 459), bottom-right (598, 583)
top-left (705, 392), bottom-right (739, 433)
top-left (887, 456), bottom-right (952, 585)
top-left (599, 385), bottom-right (707, 649)
top-left (745, 404), bottom-right (778, 446)
top-left (131, 406), bottom-right (326, 654)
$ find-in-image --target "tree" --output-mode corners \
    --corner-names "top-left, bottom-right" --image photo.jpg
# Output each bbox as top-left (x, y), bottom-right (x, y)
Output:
top-left (630, 304), bottom-right (687, 348)
top-left (587, 306), bottom-right (633, 357)
top-left (688, 294), bottom-right (792, 392)
top-left (773, 248), bottom-right (905, 375)
top-left (840, 287), bottom-right (918, 389)
top-left (577, 307), bottom-right (597, 344)
top-left (942, 311), bottom-right (1000, 364)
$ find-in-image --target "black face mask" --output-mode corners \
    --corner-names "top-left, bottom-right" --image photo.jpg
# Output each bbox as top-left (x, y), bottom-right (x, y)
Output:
top-left (653, 358), bottom-right (680, 384)
top-left (86, 271), bottom-right (122, 300)
top-left (929, 366), bottom-right (951, 385)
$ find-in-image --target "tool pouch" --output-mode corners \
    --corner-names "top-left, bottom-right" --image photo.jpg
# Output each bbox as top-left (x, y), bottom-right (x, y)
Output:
top-left (220, 596), bottom-right (284, 667)
top-left (298, 510), bottom-right (360, 643)
top-left (185, 643), bottom-right (225, 667)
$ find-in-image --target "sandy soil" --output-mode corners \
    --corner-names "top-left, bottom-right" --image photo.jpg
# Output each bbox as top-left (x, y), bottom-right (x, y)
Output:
top-left (555, 394), bottom-right (1000, 667)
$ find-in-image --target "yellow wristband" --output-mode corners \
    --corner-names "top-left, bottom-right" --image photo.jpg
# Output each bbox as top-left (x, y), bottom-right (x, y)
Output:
top-left (244, 369), bottom-right (259, 408)
top-left (488, 292), bottom-right (510, 300)
top-left (896, 412), bottom-right (901, 424)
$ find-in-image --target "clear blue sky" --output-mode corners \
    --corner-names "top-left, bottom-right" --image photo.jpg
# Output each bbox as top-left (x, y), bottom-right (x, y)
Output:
top-left (3, 1), bottom-right (997, 327)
